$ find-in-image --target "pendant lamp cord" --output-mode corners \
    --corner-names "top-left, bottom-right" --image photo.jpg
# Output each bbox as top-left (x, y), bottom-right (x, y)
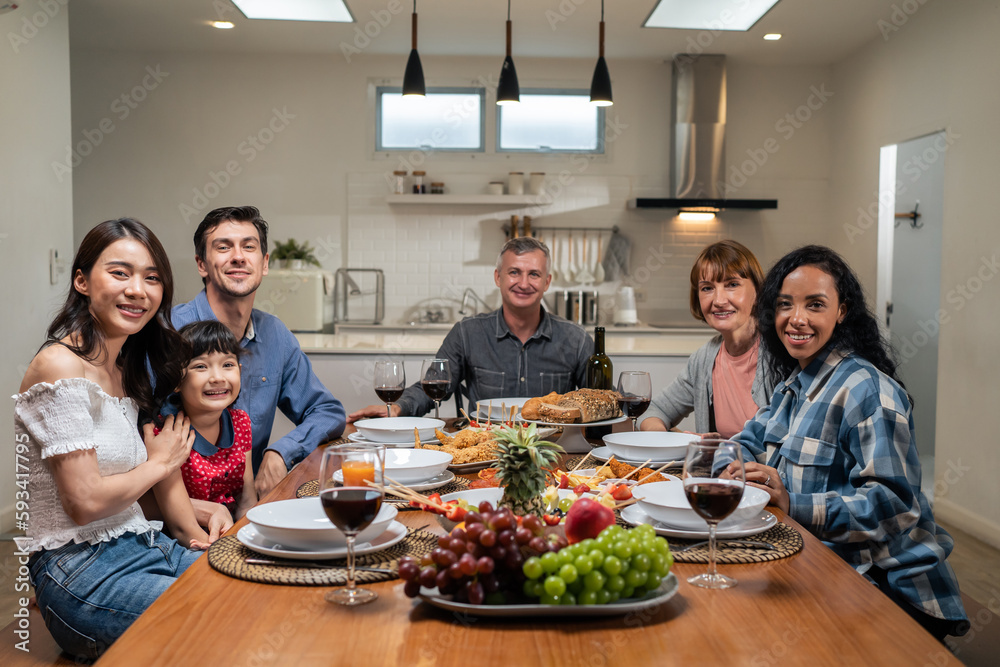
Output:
top-left (507, 0), bottom-right (511, 22)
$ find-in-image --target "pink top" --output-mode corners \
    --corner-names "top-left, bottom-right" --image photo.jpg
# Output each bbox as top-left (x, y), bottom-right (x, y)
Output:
top-left (712, 340), bottom-right (761, 438)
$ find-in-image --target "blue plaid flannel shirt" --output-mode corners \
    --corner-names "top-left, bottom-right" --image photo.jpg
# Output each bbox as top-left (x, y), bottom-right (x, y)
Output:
top-left (732, 348), bottom-right (966, 623)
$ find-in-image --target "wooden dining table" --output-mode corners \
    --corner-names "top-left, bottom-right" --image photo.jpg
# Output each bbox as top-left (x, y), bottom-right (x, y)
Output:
top-left (84, 429), bottom-right (958, 666)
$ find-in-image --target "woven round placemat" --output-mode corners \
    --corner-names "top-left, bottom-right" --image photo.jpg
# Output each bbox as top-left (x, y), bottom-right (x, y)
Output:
top-left (666, 522), bottom-right (803, 564)
top-left (296, 477), bottom-right (472, 509)
top-left (207, 527), bottom-right (438, 586)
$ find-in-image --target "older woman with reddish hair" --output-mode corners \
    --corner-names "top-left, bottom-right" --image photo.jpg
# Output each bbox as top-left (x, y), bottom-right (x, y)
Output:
top-left (641, 240), bottom-right (775, 437)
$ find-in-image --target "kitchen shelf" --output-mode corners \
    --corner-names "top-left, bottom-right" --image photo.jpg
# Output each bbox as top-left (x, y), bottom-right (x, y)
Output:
top-left (386, 194), bottom-right (550, 206)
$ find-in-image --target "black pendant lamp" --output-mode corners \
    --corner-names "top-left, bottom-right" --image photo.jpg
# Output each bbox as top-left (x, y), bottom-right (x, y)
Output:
top-left (589, 0), bottom-right (613, 106)
top-left (402, 0), bottom-right (425, 97)
top-left (496, 0), bottom-right (519, 105)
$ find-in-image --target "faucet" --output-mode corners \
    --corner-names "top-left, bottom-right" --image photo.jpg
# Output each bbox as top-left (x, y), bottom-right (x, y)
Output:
top-left (458, 288), bottom-right (491, 316)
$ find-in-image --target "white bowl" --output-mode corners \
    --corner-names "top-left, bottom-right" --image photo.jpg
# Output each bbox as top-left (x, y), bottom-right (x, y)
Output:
top-left (353, 417), bottom-right (446, 444)
top-left (632, 481), bottom-right (769, 530)
top-left (246, 498), bottom-right (398, 549)
top-left (385, 448), bottom-right (453, 484)
top-left (601, 431), bottom-right (695, 462)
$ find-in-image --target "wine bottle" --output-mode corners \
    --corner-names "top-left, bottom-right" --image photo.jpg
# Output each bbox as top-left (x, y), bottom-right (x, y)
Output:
top-left (585, 326), bottom-right (613, 439)
top-left (586, 326), bottom-right (613, 389)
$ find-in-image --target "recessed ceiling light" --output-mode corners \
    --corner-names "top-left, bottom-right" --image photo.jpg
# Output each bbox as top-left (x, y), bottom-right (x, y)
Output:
top-left (644, 0), bottom-right (780, 31)
top-left (230, 0), bottom-right (353, 23)
top-left (763, 33), bottom-right (782, 41)
top-left (210, 21), bottom-right (235, 30)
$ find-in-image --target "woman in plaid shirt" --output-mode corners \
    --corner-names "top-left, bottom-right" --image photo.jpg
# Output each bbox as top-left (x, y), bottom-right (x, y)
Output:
top-left (731, 245), bottom-right (967, 641)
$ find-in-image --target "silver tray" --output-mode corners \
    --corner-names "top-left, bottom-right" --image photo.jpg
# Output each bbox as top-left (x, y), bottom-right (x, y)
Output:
top-left (417, 572), bottom-right (679, 617)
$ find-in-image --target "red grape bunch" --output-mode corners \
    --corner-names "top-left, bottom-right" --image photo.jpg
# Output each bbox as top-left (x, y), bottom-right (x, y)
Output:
top-left (398, 501), bottom-right (568, 604)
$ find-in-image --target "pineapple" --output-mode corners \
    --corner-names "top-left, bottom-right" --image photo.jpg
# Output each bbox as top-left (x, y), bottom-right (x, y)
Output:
top-left (493, 423), bottom-right (563, 517)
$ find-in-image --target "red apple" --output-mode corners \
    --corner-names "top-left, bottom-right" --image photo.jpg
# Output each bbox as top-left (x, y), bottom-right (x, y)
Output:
top-left (564, 498), bottom-right (616, 545)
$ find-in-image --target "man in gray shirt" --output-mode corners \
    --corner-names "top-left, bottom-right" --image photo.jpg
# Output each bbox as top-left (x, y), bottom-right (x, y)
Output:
top-left (347, 237), bottom-right (593, 420)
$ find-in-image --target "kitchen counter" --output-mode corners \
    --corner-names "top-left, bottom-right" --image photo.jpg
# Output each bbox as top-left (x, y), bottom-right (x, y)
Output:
top-left (297, 329), bottom-right (714, 356)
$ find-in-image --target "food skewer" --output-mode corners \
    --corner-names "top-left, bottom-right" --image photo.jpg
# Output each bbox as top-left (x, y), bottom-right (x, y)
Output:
top-left (619, 459), bottom-right (653, 481)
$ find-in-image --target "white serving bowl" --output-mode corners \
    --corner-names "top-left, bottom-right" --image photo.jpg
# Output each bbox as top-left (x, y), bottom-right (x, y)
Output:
top-left (385, 448), bottom-right (453, 484)
top-left (246, 498), bottom-right (397, 549)
top-left (353, 417), bottom-right (445, 444)
top-left (632, 481), bottom-right (769, 530)
top-left (601, 431), bottom-right (695, 463)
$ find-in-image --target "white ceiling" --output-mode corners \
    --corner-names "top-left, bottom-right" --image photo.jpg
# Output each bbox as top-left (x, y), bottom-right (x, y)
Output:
top-left (70, 0), bottom-right (903, 65)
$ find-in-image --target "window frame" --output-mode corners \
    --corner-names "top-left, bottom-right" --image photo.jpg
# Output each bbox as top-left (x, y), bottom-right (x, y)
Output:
top-left (495, 88), bottom-right (606, 155)
top-left (375, 86), bottom-right (486, 153)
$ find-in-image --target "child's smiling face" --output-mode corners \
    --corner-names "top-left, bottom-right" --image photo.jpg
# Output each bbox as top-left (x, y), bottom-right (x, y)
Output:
top-left (178, 351), bottom-right (241, 415)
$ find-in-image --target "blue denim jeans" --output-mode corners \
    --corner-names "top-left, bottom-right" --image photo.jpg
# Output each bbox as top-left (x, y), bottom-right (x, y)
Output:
top-left (28, 531), bottom-right (201, 661)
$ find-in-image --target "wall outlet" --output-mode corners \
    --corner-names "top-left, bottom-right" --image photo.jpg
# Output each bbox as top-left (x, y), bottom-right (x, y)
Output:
top-left (634, 288), bottom-right (647, 303)
top-left (50, 249), bottom-right (67, 285)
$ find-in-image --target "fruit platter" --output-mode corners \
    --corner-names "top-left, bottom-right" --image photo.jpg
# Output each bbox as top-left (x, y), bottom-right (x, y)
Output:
top-left (388, 423), bottom-right (679, 612)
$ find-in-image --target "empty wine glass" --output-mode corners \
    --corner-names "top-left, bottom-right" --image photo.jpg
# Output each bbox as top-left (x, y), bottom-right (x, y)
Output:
top-left (318, 443), bottom-right (386, 606)
top-left (682, 439), bottom-right (745, 589)
top-left (373, 360), bottom-right (405, 418)
top-left (617, 371), bottom-right (651, 431)
top-left (420, 358), bottom-right (451, 419)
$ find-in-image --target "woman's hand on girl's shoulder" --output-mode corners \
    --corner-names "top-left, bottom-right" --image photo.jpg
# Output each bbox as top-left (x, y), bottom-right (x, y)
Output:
top-left (19, 344), bottom-right (87, 391)
top-left (142, 413), bottom-right (195, 473)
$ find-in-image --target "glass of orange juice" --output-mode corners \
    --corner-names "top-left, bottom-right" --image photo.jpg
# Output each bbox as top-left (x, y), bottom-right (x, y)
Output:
top-left (342, 459), bottom-right (376, 487)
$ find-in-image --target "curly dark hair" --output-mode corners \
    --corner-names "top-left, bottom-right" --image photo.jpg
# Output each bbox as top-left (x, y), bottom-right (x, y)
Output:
top-left (45, 218), bottom-right (187, 422)
top-left (756, 245), bottom-right (902, 386)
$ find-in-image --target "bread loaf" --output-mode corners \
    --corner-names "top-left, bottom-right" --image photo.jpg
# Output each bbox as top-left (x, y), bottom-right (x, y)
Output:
top-left (538, 389), bottom-right (621, 423)
top-left (520, 392), bottom-right (561, 421)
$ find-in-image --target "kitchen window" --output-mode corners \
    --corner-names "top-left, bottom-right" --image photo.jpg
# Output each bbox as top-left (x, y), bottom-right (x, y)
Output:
top-left (375, 86), bottom-right (485, 152)
top-left (497, 89), bottom-right (605, 154)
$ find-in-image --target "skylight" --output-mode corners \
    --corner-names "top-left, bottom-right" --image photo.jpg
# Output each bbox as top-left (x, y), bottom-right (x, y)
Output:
top-left (643, 0), bottom-right (780, 31)
top-left (230, 0), bottom-right (354, 23)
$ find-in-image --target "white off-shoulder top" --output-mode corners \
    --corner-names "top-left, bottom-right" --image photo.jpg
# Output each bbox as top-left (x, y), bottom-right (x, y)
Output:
top-left (13, 378), bottom-right (160, 553)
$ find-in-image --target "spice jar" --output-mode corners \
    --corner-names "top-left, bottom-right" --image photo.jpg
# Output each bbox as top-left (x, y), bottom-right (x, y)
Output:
top-left (412, 170), bottom-right (426, 194)
top-left (430, 182), bottom-right (445, 194)
top-left (392, 170), bottom-right (407, 195)
top-left (487, 182), bottom-right (504, 195)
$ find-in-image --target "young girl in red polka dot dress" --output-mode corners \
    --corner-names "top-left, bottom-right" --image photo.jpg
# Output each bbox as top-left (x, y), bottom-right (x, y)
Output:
top-left (161, 321), bottom-right (258, 524)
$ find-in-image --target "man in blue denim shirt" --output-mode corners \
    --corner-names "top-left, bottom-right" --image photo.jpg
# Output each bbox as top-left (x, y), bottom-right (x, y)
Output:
top-left (348, 237), bottom-right (592, 420)
top-left (173, 206), bottom-right (345, 497)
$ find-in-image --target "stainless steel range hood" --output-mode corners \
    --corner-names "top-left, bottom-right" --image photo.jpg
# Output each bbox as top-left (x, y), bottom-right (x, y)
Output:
top-left (629, 55), bottom-right (777, 212)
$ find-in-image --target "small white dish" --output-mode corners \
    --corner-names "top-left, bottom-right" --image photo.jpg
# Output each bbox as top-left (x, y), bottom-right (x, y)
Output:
top-left (474, 397), bottom-right (531, 421)
top-left (353, 417), bottom-right (445, 444)
top-left (589, 445), bottom-right (677, 467)
top-left (619, 504), bottom-right (777, 539)
top-left (384, 448), bottom-right (453, 484)
top-left (237, 521), bottom-right (407, 560)
top-left (601, 431), bottom-right (693, 463)
top-left (348, 431), bottom-right (435, 447)
top-left (246, 498), bottom-right (397, 549)
top-left (392, 470), bottom-right (455, 493)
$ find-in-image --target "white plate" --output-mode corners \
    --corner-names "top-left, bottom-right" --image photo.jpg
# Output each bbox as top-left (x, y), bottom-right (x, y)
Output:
top-left (387, 470), bottom-right (456, 493)
top-left (620, 504), bottom-right (777, 539)
top-left (589, 445), bottom-right (680, 467)
top-left (418, 573), bottom-right (679, 617)
top-left (236, 521), bottom-right (407, 560)
top-left (474, 397), bottom-right (532, 420)
top-left (353, 417), bottom-right (445, 443)
top-left (522, 416), bottom-right (628, 428)
top-left (347, 432), bottom-right (439, 447)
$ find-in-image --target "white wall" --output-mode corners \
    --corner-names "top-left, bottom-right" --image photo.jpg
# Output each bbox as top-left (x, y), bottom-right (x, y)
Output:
top-left (69, 50), bottom-right (833, 326)
top-left (0, 1), bottom-right (74, 532)
top-left (829, 0), bottom-right (1000, 544)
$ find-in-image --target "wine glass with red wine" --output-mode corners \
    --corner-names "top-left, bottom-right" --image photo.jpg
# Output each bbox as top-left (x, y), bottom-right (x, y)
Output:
top-left (373, 360), bottom-right (405, 418)
top-left (616, 371), bottom-right (652, 431)
top-left (420, 358), bottom-right (451, 419)
top-left (318, 443), bottom-right (386, 606)
top-left (682, 439), bottom-right (745, 589)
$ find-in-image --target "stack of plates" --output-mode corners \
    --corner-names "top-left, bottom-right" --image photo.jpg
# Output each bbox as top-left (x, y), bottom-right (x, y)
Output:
top-left (240, 498), bottom-right (405, 560)
top-left (626, 482), bottom-right (774, 539)
top-left (351, 417), bottom-right (445, 447)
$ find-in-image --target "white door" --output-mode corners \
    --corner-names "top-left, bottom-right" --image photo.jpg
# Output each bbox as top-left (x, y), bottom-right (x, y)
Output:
top-left (878, 131), bottom-right (946, 461)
